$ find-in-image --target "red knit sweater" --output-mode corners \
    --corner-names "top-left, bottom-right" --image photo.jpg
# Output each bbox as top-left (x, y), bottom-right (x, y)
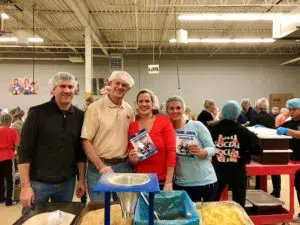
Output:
top-left (0, 127), bottom-right (18, 161)
top-left (128, 115), bottom-right (176, 181)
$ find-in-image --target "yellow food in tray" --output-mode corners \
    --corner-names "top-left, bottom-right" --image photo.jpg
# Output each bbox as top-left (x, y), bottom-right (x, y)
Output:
top-left (196, 202), bottom-right (251, 225)
top-left (80, 204), bottom-right (132, 225)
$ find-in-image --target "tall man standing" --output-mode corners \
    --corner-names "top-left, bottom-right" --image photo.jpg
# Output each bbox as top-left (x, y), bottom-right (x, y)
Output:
top-left (81, 71), bottom-right (135, 203)
top-left (18, 72), bottom-right (86, 213)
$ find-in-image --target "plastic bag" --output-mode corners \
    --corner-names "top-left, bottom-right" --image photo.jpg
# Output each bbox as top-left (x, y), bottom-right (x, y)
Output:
top-left (134, 191), bottom-right (199, 225)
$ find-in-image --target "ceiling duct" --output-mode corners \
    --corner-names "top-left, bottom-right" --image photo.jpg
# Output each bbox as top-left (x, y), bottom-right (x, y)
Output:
top-left (110, 54), bottom-right (123, 72)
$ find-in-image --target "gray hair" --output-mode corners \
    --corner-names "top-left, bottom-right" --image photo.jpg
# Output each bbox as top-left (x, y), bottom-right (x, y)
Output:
top-left (256, 97), bottom-right (269, 111)
top-left (0, 113), bottom-right (13, 126)
top-left (108, 71), bottom-right (135, 88)
top-left (49, 72), bottom-right (77, 89)
top-left (166, 96), bottom-right (186, 111)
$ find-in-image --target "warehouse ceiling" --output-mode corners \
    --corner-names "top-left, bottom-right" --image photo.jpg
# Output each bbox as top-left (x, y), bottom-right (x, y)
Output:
top-left (1, 0), bottom-right (300, 58)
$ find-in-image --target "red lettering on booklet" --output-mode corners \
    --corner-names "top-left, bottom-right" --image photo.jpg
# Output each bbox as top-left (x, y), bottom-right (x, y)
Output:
top-left (215, 135), bottom-right (240, 163)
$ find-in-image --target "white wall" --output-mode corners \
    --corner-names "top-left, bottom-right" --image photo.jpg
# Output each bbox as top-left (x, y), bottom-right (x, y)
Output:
top-left (0, 59), bottom-right (109, 114)
top-left (0, 56), bottom-right (299, 115)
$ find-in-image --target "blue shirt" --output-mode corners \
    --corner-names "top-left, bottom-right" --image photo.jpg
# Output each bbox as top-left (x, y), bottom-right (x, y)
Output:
top-left (175, 120), bottom-right (217, 186)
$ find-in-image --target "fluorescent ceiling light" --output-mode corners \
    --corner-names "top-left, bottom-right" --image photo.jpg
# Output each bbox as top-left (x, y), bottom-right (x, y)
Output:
top-left (178, 13), bottom-right (280, 21)
top-left (169, 38), bottom-right (275, 43)
top-left (0, 37), bottom-right (18, 42)
top-left (0, 13), bottom-right (9, 20)
top-left (169, 38), bottom-right (177, 43)
top-left (28, 37), bottom-right (44, 43)
top-left (69, 56), bottom-right (84, 63)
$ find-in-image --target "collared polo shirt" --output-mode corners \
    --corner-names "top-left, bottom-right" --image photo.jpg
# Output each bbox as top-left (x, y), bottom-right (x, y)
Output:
top-left (81, 95), bottom-right (134, 159)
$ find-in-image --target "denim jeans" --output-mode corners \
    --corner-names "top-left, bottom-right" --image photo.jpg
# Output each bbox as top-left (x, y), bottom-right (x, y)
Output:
top-left (22, 178), bottom-right (75, 215)
top-left (87, 161), bottom-right (132, 203)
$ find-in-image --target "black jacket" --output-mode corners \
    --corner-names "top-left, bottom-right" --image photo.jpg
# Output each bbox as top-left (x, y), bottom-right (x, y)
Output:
top-left (250, 111), bottom-right (275, 129)
top-left (197, 110), bottom-right (213, 127)
top-left (210, 120), bottom-right (262, 173)
top-left (19, 97), bottom-right (86, 183)
top-left (281, 119), bottom-right (300, 161)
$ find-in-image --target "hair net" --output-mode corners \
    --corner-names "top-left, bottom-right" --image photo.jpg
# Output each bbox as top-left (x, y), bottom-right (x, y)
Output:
top-left (108, 71), bottom-right (135, 88)
top-left (221, 100), bottom-right (242, 120)
top-left (286, 98), bottom-right (300, 109)
top-left (48, 72), bottom-right (77, 89)
top-left (165, 96), bottom-right (186, 111)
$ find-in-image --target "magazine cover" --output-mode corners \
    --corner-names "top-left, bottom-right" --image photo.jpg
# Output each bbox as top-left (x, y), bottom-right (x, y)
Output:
top-left (176, 130), bottom-right (197, 158)
top-left (129, 129), bottom-right (158, 161)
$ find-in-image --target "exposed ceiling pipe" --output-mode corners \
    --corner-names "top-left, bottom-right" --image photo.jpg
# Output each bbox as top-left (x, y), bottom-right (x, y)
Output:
top-left (63, 0), bottom-right (109, 56)
top-left (123, 52), bottom-right (295, 55)
top-left (144, 4), bottom-right (300, 7)
top-left (103, 0), bottom-right (139, 50)
top-left (281, 57), bottom-right (300, 65)
top-left (0, 57), bottom-right (70, 61)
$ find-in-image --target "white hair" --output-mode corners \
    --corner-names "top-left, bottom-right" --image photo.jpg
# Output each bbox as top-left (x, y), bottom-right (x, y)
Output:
top-left (256, 97), bottom-right (269, 111)
top-left (108, 71), bottom-right (135, 88)
top-left (49, 72), bottom-right (77, 89)
top-left (241, 98), bottom-right (251, 105)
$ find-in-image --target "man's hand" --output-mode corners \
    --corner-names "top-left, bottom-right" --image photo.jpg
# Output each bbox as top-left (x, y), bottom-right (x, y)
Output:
top-left (99, 166), bottom-right (114, 174)
top-left (76, 180), bottom-right (86, 198)
top-left (189, 144), bottom-right (208, 159)
top-left (128, 149), bottom-right (139, 164)
top-left (20, 186), bottom-right (35, 208)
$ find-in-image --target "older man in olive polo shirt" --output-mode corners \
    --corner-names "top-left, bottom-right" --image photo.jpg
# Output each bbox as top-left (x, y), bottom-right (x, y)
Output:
top-left (81, 71), bottom-right (135, 202)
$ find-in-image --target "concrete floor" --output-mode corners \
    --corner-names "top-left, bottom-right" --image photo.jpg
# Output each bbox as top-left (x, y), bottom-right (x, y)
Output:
top-left (0, 175), bottom-right (300, 225)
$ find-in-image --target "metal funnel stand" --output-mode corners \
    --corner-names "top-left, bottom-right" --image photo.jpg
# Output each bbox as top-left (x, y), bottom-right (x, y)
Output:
top-left (93, 173), bottom-right (160, 225)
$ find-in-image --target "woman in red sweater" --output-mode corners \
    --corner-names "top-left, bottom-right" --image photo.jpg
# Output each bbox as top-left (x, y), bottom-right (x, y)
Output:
top-left (128, 89), bottom-right (176, 190)
top-left (0, 113), bottom-right (19, 206)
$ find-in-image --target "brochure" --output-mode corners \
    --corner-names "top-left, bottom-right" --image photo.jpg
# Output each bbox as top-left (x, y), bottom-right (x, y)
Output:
top-left (176, 130), bottom-right (197, 158)
top-left (129, 129), bottom-right (157, 161)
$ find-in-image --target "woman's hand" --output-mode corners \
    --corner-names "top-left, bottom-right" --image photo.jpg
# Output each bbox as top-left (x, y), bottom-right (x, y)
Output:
top-left (163, 182), bottom-right (173, 191)
top-left (128, 149), bottom-right (139, 164)
top-left (189, 144), bottom-right (208, 159)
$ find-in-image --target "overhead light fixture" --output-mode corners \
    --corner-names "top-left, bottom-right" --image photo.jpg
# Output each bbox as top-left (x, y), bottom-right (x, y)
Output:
top-left (28, 37), bottom-right (44, 43)
top-left (169, 38), bottom-right (275, 43)
top-left (69, 56), bottom-right (84, 63)
top-left (178, 13), bottom-right (280, 21)
top-left (0, 13), bottom-right (9, 20)
top-left (0, 37), bottom-right (18, 42)
top-left (176, 29), bottom-right (188, 43)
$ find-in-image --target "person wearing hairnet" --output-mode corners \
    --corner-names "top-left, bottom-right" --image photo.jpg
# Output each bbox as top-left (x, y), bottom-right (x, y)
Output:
top-left (209, 100), bottom-right (262, 207)
top-left (18, 72), bottom-right (86, 214)
top-left (81, 71), bottom-right (135, 203)
top-left (165, 96), bottom-right (217, 202)
top-left (276, 98), bottom-right (300, 222)
top-left (128, 90), bottom-right (176, 191)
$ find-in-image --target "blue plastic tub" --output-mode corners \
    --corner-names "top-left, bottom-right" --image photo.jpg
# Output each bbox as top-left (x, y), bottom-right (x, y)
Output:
top-left (134, 191), bottom-right (199, 225)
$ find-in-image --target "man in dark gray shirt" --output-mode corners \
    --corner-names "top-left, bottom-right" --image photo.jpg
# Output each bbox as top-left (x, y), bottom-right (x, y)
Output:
top-left (18, 72), bottom-right (86, 213)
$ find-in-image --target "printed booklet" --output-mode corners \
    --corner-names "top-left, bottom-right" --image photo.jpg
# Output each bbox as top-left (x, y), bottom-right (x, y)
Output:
top-left (176, 130), bottom-right (197, 158)
top-left (129, 129), bottom-right (157, 161)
